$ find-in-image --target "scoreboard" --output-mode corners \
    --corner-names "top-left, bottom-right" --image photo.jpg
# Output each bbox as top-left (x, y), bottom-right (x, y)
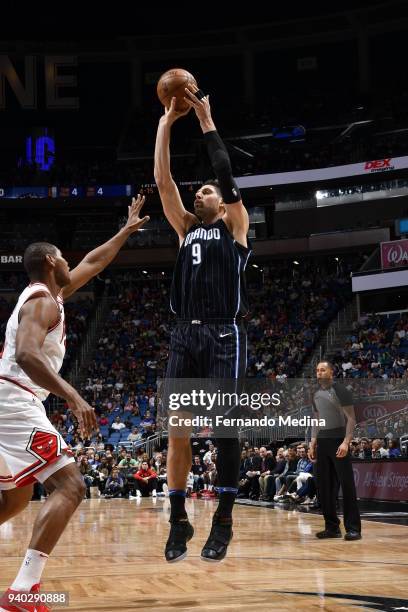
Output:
top-left (0, 184), bottom-right (133, 199)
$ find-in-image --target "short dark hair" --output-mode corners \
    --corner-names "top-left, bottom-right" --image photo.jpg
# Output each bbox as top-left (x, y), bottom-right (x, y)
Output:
top-left (202, 179), bottom-right (221, 196)
top-left (23, 242), bottom-right (58, 279)
top-left (318, 360), bottom-right (335, 372)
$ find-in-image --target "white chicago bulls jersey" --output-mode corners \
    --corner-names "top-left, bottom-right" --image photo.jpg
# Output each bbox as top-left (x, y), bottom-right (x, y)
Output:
top-left (0, 282), bottom-right (66, 401)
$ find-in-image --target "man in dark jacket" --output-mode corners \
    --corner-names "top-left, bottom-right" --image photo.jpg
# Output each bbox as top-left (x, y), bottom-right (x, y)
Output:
top-left (254, 448), bottom-right (276, 500)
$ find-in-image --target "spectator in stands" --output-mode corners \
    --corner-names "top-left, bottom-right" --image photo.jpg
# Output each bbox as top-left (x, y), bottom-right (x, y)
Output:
top-left (78, 456), bottom-right (96, 499)
top-left (118, 451), bottom-right (139, 496)
top-left (127, 427), bottom-right (142, 443)
top-left (191, 455), bottom-right (205, 494)
top-left (358, 438), bottom-right (372, 459)
top-left (273, 447), bottom-right (298, 501)
top-left (260, 449), bottom-right (288, 501)
top-left (388, 439), bottom-right (402, 458)
top-left (291, 455), bottom-right (317, 506)
top-left (104, 467), bottom-right (125, 498)
top-left (140, 410), bottom-right (155, 434)
top-left (274, 446), bottom-right (310, 501)
top-left (237, 448), bottom-right (262, 499)
top-left (287, 451), bottom-right (314, 502)
top-left (71, 434), bottom-right (84, 451)
top-left (93, 433), bottom-right (106, 452)
top-left (131, 461), bottom-right (158, 498)
top-left (256, 447), bottom-right (276, 500)
top-left (371, 439), bottom-right (389, 459)
top-left (202, 454), bottom-right (217, 497)
top-left (118, 451), bottom-right (138, 471)
top-left (99, 414), bottom-right (109, 427)
top-left (111, 416), bottom-right (126, 434)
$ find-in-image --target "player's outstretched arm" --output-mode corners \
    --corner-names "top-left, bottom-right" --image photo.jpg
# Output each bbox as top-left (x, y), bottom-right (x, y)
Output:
top-left (154, 98), bottom-right (197, 241)
top-left (15, 296), bottom-right (97, 437)
top-left (62, 194), bottom-right (149, 300)
top-left (184, 86), bottom-right (249, 246)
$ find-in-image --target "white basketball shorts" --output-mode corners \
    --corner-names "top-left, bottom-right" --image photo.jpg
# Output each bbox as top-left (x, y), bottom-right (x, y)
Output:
top-left (0, 378), bottom-right (74, 490)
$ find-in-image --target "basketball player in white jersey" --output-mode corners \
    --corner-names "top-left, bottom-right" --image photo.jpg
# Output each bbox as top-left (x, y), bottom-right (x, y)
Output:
top-left (0, 195), bottom-right (148, 612)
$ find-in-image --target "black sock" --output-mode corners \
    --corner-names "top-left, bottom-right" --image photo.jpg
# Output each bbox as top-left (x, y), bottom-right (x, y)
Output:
top-left (215, 488), bottom-right (238, 521)
top-left (214, 437), bottom-right (240, 521)
top-left (169, 489), bottom-right (187, 522)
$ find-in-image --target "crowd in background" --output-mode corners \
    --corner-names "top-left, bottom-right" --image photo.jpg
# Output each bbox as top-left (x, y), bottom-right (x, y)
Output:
top-left (332, 313), bottom-right (408, 381)
top-left (1, 258), bottom-right (407, 506)
top-left (30, 433), bottom-right (403, 503)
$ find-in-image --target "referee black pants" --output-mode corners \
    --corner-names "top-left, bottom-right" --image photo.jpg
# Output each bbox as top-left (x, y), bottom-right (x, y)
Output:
top-left (316, 436), bottom-right (361, 533)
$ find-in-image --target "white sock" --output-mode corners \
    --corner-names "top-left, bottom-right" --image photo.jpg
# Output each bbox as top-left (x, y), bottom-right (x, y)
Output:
top-left (11, 549), bottom-right (49, 591)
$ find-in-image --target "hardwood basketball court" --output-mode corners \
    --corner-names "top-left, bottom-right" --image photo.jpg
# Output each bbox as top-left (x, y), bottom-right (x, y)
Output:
top-left (0, 498), bottom-right (407, 611)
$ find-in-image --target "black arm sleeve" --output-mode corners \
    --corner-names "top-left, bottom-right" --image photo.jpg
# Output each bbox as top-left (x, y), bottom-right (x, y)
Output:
top-left (203, 130), bottom-right (241, 204)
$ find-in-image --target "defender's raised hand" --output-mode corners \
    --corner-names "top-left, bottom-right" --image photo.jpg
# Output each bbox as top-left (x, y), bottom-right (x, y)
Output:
top-left (124, 194), bottom-right (150, 233)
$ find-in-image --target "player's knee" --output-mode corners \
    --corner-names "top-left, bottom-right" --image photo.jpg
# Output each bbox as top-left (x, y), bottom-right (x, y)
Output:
top-left (0, 489), bottom-right (31, 522)
top-left (46, 465), bottom-right (86, 505)
top-left (169, 435), bottom-right (190, 449)
top-left (65, 473), bottom-right (86, 505)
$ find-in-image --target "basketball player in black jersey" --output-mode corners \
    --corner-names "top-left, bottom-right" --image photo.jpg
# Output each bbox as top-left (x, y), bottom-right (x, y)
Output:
top-left (154, 85), bottom-right (251, 562)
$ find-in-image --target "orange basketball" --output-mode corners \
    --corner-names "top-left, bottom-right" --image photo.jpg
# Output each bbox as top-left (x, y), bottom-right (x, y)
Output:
top-left (157, 68), bottom-right (197, 112)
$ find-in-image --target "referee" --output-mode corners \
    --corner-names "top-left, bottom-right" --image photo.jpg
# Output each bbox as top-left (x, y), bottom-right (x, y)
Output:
top-left (310, 361), bottom-right (361, 540)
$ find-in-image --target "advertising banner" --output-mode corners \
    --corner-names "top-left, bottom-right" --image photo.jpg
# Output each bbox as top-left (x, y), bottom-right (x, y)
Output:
top-left (352, 461), bottom-right (408, 501)
top-left (381, 239), bottom-right (408, 269)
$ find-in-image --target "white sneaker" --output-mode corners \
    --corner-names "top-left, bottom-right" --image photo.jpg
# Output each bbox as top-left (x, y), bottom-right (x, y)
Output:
top-left (136, 490), bottom-right (142, 498)
top-left (129, 494), bottom-right (138, 500)
top-left (163, 483), bottom-right (169, 497)
top-left (152, 489), bottom-right (157, 497)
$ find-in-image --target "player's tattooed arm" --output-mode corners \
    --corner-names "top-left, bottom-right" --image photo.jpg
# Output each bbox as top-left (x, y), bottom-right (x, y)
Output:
top-left (15, 297), bottom-right (97, 436)
top-left (154, 98), bottom-right (197, 241)
top-left (62, 195), bottom-right (149, 300)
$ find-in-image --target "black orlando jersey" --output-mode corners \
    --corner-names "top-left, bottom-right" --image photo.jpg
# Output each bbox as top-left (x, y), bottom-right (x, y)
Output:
top-left (170, 218), bottom-right (251, 321)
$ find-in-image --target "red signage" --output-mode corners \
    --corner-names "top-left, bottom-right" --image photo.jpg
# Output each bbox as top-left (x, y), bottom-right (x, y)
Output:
top-left (381, 239), bottom-right (408, 269)
top-left (355, 400), bottom-right (408, 423)
top-left (364, 158), bottom-right (392, 171)
top-left (352, 461), bottom-right (408, 501)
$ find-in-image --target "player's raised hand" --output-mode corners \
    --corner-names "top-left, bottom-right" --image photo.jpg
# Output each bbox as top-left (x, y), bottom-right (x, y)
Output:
top-left (161, 96), bottom-right (191, 126)
top-left (183, 84), bottom-right (214, 130)
top-left (125, 194), bottom-right (150, 232)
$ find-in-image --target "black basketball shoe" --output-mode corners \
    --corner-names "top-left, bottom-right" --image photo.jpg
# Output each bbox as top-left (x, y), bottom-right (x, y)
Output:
top-left (165, 519), bottom-right (194, 563)
top-left (201, 515), bottom-right (233, 562)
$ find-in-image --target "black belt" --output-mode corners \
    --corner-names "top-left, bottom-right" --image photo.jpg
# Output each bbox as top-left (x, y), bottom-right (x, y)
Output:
top-left (176, 317), bottom-right (242, 325)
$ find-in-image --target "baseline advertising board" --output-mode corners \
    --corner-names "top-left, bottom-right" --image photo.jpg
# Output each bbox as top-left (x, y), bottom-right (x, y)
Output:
top-left (352, 460), bottom-right (408, 501)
